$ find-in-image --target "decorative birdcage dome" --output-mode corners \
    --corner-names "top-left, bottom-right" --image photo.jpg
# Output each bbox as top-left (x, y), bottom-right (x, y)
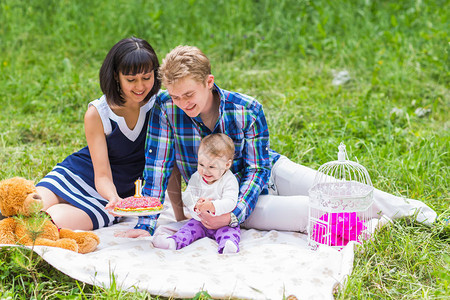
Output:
top-left (308, 143), bottom-right (374, 249)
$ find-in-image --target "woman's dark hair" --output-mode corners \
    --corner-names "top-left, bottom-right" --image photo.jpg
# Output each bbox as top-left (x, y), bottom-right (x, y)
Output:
top-left (99, 37), bottom-right (161, 106)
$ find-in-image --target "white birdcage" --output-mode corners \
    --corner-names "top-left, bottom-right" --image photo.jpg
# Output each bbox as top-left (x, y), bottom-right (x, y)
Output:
top-left (308, 142), bottom-right (374, 249)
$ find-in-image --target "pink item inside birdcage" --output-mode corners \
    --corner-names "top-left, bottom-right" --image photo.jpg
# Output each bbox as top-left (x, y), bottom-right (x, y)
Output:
top-left (311, 212), bottom-right (366, 246)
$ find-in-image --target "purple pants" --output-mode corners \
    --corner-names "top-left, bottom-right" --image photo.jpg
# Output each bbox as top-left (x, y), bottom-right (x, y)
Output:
top-left (170, 219), bottom-right (241, 253)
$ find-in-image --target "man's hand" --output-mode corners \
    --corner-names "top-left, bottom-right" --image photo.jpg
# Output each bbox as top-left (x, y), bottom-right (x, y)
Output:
top-left (114, 229), bottom-right (151, 238)
top-left (198, 211), bottom-right (231, 230)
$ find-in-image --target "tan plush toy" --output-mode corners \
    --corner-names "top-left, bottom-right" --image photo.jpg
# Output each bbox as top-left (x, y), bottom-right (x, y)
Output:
top-left (0, 177), bottom-right (100, 254)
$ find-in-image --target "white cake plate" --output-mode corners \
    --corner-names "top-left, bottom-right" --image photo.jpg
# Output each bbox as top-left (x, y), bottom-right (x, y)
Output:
top-left (112, 205), bottom-right (168, 217)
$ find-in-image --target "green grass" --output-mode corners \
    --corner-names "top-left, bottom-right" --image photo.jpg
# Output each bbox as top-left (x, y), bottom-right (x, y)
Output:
top-left (1, 0), bottom-right (449, 298)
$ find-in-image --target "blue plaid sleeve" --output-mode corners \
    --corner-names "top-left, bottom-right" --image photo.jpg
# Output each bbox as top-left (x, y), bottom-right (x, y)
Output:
top-left (232, 106), bottom-right (271, 222)
top-left (136, 98), bottom-right (175, 231)
top-left (142, 100), bottom-right (175, 199)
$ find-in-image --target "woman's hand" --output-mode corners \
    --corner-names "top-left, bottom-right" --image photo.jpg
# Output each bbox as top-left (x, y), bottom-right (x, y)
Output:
top-left (105, 199), bottom-right (119, 210)
top-left (198, 211), bottom-right (230, 230)
top-left (105, 198), bottom-right (122, 216)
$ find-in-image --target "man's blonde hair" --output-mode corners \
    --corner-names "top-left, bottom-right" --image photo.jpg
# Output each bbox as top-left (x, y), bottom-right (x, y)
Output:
top-left (199, 133), bottom-right (235, 162)
top-left (158, 45), bottom-right (211, 86)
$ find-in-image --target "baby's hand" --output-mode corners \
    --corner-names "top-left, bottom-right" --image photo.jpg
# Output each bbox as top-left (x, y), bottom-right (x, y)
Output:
top-left (196, 198), bottom-right (206, 205)
top-left (193, 197), bottom-right (206, 212)
top-left (194, 198), bottom-right (215, 215)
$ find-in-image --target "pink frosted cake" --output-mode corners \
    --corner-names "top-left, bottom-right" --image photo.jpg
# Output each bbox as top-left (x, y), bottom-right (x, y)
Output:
top-left (114, 196), bottom-right (163, 214)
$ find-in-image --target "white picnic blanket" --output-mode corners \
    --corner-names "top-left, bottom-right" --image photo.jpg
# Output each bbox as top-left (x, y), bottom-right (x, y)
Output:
top-left (2, 205), bottom-right (357, 299)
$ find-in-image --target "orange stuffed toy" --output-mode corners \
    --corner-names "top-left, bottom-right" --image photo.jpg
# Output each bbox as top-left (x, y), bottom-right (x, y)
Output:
top-left (0, 177), bottom-right (99, 254)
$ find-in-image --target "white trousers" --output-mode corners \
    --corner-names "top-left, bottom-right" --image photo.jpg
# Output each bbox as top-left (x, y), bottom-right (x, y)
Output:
top-left (242, 156), bottom-right (437, 232)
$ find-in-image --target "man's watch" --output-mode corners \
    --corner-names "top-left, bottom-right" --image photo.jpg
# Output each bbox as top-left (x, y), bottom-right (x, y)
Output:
top-left (229, 213), bottom-right (239, 228)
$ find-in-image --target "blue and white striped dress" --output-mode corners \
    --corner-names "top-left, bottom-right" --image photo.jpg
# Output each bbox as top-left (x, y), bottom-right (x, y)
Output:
top-left (37, 95), bottom-right (154, 229)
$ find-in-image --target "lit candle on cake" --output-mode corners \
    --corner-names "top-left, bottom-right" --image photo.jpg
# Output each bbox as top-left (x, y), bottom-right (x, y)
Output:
top-left (114, 178), bottom-right (163, 215)
top-left (134, 179), bottom-right (143, 198)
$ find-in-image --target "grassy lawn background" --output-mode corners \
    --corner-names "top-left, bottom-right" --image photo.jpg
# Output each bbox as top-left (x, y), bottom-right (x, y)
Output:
top-left (0, 0), bottom-right (448, 298)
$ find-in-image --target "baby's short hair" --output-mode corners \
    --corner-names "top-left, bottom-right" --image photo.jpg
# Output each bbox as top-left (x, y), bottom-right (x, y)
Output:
top-left (158, 45), bottom-right (211, 86)
top-left (199, 133), bottom-right (235, 161)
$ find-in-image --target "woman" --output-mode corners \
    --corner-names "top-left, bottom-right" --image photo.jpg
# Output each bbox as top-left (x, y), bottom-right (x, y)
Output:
top-left (37, 37), bottom-right (182, 237)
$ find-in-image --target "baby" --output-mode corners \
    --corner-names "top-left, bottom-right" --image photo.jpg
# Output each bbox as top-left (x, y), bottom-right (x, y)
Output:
top-left (153, 133), bottom-right (240, 253)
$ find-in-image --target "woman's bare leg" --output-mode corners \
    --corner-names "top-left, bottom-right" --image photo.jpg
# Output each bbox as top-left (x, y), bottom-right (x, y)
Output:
top-left (37, 186), bottom-right (64, 210)
top-left (46, 203), bottom-right (94, 230)
top-left (37, 186), bottom-right (94, 230)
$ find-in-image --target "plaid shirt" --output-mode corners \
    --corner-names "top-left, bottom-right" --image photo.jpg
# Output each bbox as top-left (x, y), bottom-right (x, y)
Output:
top-left (141, 84), bottom-right (280, 225)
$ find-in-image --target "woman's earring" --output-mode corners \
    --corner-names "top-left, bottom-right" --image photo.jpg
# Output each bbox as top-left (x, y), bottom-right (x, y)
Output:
top-left (116, 81), bottom-right (121, 93)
